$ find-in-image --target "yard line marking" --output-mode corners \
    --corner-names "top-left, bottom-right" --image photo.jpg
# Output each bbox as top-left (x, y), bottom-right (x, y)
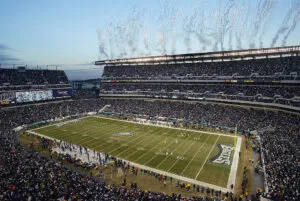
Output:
top-left (151, 132), bottom-right (195, 168)
top-left (29, 115), bottom-right (239, 192)
top-left (31, 115), bottom-right (90, 131)
top-left (194, 135), bottom-right (220, 180)
top-left (72, 118), bottom-right (148, 150)
top-left (28, 129), bottom-right (228, 193)
top-left (117, 157), bottom-right (228, 193)
top-left (166, 140), bottom-right (197, 172)
top-left (88, 121), bottom-right (148, 151)
top-left (36, 117), bottom-right (106, 142)
top-left (144, 137), bottom-right (177, 166)
top-left (58, 120), bottom-right (119, 145)
top-left (36, 118), bottom-right (131, 150)
top-left (180, 134), bottom-right (211, 175)
top-left (130, 131), bottom-right (175, 162)
top-left (111, 127), bottom-right (164, 157)
top-left (106, 127), bottom-right (162, 155)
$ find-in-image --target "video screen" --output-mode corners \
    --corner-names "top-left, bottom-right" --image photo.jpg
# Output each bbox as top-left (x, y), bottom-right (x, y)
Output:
top-left (16, 90), bottom-right (53, 103)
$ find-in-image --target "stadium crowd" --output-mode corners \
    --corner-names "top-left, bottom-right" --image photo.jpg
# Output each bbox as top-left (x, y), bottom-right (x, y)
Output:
top-left (2, 135), bottom-right (234, 201)
top-left (101, 83), bottom-right (300, 99)
top-left (0, 100), bottom-right (241, 201)
top-left (102, 57), bottom-right (300, 78)
top-left (0, 98), bottom-right (299, 200)
top-left (0, 68), bottom-right (69, 85)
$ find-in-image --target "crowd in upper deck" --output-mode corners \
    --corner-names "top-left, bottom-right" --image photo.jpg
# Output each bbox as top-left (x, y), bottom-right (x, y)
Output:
top-left (102, 57), bottom-right (300, 79)
top-left (0, 68), bottom-right (69, 85)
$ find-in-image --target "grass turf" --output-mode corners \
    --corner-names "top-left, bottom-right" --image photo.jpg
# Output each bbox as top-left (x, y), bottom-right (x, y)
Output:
top-left (32, 116), bottom-right (235, 187)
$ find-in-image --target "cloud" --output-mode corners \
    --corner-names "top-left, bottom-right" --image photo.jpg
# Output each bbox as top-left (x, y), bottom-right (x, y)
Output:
top-left (0, 43), bottom-right (20, 63)
top-left (0, 54), bottom-right (20, 62)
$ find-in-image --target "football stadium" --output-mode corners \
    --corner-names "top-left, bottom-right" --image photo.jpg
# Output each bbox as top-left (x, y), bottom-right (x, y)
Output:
top-left (1, 1), bottom-right (300, 201)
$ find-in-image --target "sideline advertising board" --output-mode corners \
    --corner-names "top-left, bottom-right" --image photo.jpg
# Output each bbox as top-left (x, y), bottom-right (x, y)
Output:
top-left (52, 88), bottom-right (73, 98)
top-left (0, 92), bottom-right (16, 105)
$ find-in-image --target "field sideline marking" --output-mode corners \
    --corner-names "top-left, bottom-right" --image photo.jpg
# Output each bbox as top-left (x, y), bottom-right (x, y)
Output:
top-left (179, 134), bottom-right (212, 175)
top-left (194, 135), bottom-right (220, 179)
top-left (94, 116), bottom-right (236, 138)
top-left (117, 156), bottom-right (229, 192)
top-left (227, 136), bottom-right (242, 190)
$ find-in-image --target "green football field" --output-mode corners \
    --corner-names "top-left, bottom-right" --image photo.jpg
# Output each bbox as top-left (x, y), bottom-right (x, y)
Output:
top-left (31, 116), bottom-right (237, 188)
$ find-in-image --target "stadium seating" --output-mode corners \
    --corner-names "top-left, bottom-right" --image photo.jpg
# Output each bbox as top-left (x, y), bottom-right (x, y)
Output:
top-left (0, 68), bottom-right (69, 85)
top-left (102, 57), bottom-right (300, 79)
top-left (100, 56), bottom-right (300, 108)
top-left (101, 83), bottom-right (300, 99)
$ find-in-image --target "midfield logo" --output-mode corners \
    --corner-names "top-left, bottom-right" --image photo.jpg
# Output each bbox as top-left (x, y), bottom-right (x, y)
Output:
top-left (210, 144), bottom-right (234, 166)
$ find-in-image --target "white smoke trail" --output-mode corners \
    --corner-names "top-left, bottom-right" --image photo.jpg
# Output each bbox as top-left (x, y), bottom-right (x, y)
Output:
top-left (258, 0), bottom-right (278, 48)
top-left (97, 29), bottom-right (109, 59)
top-left (249, 0), bottom-right (277, 48)
top-left (143, 27), bottom-right (150, 55)
top-left (281, 10), bottom-right (300, 46)
top-left (270, 0), bottom-right (295, 47)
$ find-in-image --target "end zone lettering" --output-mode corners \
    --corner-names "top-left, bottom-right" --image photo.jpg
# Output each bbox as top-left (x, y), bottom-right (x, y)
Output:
top-left (210, 144), bottom-right (234, 166)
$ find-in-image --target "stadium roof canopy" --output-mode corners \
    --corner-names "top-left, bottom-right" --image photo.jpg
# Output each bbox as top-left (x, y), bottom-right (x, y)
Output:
top-left (95, 45), bottom-right (300, 66)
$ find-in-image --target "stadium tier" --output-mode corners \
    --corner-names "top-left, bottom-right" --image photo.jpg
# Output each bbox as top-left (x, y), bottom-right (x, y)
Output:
top-left (102, 57), bottom-right (300, 79)
top-left (0, 68), bottom-right (72, 105)
top-left (101, 83), bottom-right (300, 99)
top-left (0, 68), bottom-right (69, 85)
top-left (99, 48), bottom-right (300, 109)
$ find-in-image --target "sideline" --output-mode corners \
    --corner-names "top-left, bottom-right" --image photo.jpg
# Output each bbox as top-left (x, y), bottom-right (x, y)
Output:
top-left (227, 136), bottom-right (242, 190)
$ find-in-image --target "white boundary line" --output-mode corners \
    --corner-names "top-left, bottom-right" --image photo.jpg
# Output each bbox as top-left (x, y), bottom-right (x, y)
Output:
top-left (194, 135), bottom-right (220, 179)
top-left (27, 115), bottom-right (242, 193)
top-left (118, 157), bottom-right (229, 192)
top-left (227, 136), bottom-right (242, 190)
top-left (27, 130), bottom-right (59, 142)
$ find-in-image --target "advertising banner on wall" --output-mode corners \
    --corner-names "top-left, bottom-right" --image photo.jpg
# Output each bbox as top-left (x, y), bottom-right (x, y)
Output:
top-left (16, 90), bottom-right (53, 103)
top-left (52, 88), bottom-right (73, 98)
top-left (0, 92), bottom-right (16, 105)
